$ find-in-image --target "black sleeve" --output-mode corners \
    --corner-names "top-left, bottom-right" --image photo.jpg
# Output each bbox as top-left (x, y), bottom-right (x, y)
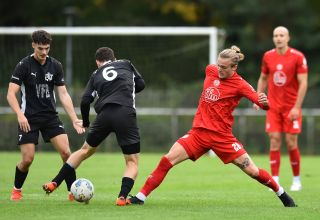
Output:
top-left (130, 62), bottom-right (142, 77)
top-left (80, 76), bottom-right (96, 127)
top-left (10, 59), bottom-right (28, 85)
top-left (135, 78), bottom-right (145, 93)
top-left (130, 62), bottom-right (145, 93)
top-left (54, 60), bottom-right (65, 86)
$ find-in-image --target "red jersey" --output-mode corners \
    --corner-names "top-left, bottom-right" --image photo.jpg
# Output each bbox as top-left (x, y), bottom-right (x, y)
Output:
top-left (192, 64), bottom-right (268, 134)
top-left (261, 47), bottom-right (308, 112)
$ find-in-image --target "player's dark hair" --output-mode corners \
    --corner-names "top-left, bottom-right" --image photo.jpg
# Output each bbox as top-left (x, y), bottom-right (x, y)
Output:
top-left (95, 47), bottom-right (115, 62)
top-left (31, 30), bottom-right (52, 45)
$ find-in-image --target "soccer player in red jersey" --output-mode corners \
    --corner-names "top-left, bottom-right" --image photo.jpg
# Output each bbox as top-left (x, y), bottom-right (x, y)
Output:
top-left (254, 26), bottom-right (308, 191)
top-left (127, 46), bottom-right (296, 207)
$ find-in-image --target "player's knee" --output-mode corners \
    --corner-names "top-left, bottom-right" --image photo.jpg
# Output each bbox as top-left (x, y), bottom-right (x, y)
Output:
top-left (124, 153), bottom-right (139, 169)
top-left (60, 149), bottom-right (71, 162)
top-left (270, 140), bottom-right (281, 150)
top-left (81, 142), bottom-right (96, 157)
top-left (270, 136), bottom-right (281, 143)
top-left (21, 155), bottom-right (34, 167)
top-left (285, 139), bottom-right (297, 149)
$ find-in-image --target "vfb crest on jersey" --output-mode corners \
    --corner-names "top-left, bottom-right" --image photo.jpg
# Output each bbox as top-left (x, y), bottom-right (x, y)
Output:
top-left (45, 72), bottom-right (53, 81)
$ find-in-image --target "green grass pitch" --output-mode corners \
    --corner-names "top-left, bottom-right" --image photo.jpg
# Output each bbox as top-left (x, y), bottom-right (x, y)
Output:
top-left (0, 152), bottom-right (319, 220)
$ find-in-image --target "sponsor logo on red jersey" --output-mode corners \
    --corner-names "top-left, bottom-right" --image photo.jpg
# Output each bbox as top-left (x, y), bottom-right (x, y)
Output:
top-left (204, 87), bottom-right (220, 103)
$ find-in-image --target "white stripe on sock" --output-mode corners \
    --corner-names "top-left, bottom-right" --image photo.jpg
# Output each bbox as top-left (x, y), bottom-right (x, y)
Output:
top-left (136, 192), bottom-right (147, 201)
top-left (276, 186), bottom-right (284, 196)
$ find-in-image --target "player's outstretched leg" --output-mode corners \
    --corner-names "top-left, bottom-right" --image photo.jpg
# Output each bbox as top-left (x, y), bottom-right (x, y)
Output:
top-left (127, 156), bottom-right (173, 205)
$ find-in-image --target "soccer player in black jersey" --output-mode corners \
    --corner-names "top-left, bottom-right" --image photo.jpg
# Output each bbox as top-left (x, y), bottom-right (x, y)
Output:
top-left (7, 30), bottom-right (85, 201)
top-left (43, 47), bottom-right (145, 206)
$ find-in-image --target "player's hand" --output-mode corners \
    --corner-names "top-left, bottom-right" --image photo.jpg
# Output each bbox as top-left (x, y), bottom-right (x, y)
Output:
top-left (73, 119), bottom-right (86, 134)
top-left (258, 93), bottom-right (269, 107)
top-left (17, 113), bottom-right (31, 133)
top-left (253, 103), bottom-right (260, 110)
top-left (288, 107), bottom-right (299, 121)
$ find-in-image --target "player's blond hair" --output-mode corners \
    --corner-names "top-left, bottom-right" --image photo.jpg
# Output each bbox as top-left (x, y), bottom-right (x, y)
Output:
top-left (218, 45), bottom-right (245, 66)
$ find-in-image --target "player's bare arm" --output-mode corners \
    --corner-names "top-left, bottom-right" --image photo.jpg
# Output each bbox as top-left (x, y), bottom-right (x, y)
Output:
top-left (253, 73), bottom-right (269, 110)
top-left (7, 82), bottom-right (31, 133)
top-left (288, 74), bottom-right (308, 121)
top-left (257, 72), bottom-right (269, 93)
top-left (56, 86), bottom-right (85, 134)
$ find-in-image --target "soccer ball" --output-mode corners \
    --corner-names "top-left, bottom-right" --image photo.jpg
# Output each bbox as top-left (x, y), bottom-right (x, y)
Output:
top-left (70, 178), bottom-right (94, 203)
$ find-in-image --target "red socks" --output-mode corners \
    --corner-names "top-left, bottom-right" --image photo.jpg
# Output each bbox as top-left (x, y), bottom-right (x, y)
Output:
top-left (269, 150), bottom-right (280, 176)
top-left (139, 156), bottom-right (283, 196)
top-left (270, 148), bottom-right (300, 177)
top-left (254, 168), bottom-right (279, 192)
top-left (289, 148), bottom-right (300, 176)
top-left (140, 156), bottom-right (173, 196)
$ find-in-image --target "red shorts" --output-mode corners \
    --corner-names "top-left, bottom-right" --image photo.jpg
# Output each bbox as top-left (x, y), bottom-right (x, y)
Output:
top-left (266, 109), bottom-right (302, 134)
top-left (177, 128), bottom-right (247, 164)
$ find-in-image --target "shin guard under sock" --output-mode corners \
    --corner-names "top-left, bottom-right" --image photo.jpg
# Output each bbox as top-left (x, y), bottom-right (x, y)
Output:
top-left (14, 166), bottom-right (28, 189)
top-left (289, 148), bottom-right (300, 176)
top-left (140, 156), bottom-right (173, 197)
top-left (254, 168), bottom-right (279, 192)
top-left (269, 150), bottom-right (280, 176)
top-left (64, 164), bottom-right (76, 191)
top-left (52, 163), bottom-right (75, 187)
top-left (118, 177), bottom-right (134, 198)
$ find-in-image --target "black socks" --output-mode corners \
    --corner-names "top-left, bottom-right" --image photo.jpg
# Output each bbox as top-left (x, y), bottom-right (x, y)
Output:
top-left (14, 166), bottom-right (28, 189)
top-left (64, 165), bottom-right (76, 191)
top-left (52, 163), bottom-right (75, 187)
top-left (118, 177), bottom-right (134, 198)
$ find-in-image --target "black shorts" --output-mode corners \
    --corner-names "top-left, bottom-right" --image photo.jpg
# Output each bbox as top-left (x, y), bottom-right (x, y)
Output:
top-left (86, 104), bottom-right (140, 154)
top-left (17, 116), bottom-right (66, 145)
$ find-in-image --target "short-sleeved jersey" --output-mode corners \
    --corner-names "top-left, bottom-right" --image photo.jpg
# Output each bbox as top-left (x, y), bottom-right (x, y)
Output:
top-left (10, 55), bottom-right (65, 122)
top-left (82, 59), bottom-right (143, 114)
top-left (261, 47), bottom-right (308, 112)
top-left (192, 64), bottom-right (268, 134)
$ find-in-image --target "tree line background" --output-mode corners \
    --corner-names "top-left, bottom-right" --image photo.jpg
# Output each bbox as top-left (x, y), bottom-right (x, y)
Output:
top-left (1, 0), bottom-right (320, 93)
top-left (0, 0), bottom-right (320, 153)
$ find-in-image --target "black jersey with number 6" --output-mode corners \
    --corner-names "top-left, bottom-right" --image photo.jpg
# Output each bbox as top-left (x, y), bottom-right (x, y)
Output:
top-left (10, 55), bottom-right (65, 122)
top-left (80, 59), bottom-right (145, 127)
